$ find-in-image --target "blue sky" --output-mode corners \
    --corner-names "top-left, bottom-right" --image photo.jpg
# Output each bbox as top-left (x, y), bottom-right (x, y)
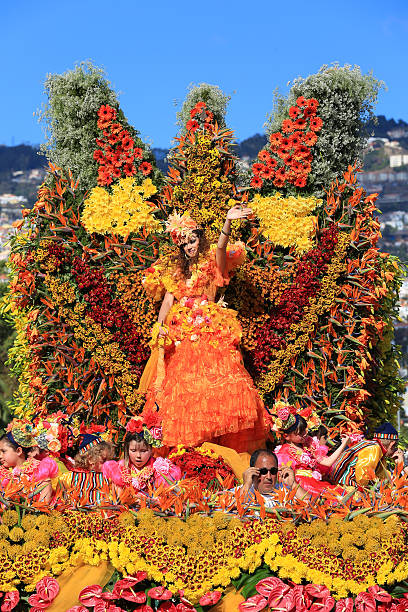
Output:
top-left (1, 0), bottom-right (408, 148)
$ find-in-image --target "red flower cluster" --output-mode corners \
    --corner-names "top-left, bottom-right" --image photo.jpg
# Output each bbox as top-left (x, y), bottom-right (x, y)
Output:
top-left (72, 258), bottom-right (149, 371)
top-left (186, 101), bottom-right (214, 133)
top-left (251, 97), bottom-right (322, 190)
top-left (170, 447), bottom-right (238, 491)
top-left (253, 226), bottom-right (339, 373)
top-left (94, 104), bottom-right (152, 186)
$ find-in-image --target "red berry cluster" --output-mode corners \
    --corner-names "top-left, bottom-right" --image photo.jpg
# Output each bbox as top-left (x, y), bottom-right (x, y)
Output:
top-left (46, 242), bottom-right (71, 269)
top-left (94, 105), bottom-right (153, 186)
top-left (171, 448), bottom-right (238, 491)
top-left (72, 258), bottom-right (149, 368)
top-left (251, 96), bottom-right (323, 190)
top-left (252, 226), bottom-right (339, 373)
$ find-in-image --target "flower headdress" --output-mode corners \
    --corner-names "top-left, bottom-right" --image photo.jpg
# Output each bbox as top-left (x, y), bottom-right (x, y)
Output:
top-left (165, 211), bottom-right (201, 246)
top-left (33, 412), bottom-right (76, 456)
top-left (5, 418), bottom-right (35, 448)
top-left (125, 407), bottom-right (162, 448)
top-left (266, 401), bottom-right (297, 435)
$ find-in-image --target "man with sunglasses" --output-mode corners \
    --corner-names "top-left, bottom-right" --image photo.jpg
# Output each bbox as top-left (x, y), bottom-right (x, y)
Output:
top-left (241, 449), bottom-right (309, 506)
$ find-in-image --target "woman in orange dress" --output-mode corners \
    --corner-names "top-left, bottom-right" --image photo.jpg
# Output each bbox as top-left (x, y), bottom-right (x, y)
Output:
top-left (140, 205), bottom-right (265, 452)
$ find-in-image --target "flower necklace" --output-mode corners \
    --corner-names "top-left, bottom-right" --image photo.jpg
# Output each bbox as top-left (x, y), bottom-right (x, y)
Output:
top-left (12, 458), bottom-right (40, 478)
top-left (288, 442), bottom-right (318, 468)
top-left (120, 461), bottom-right (155, 491)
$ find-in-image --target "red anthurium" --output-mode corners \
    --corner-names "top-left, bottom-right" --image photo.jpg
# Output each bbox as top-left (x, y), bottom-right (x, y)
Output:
top-left (136, 606), bottom-right (154, 612)
top-left (305, 584), bottom-right (330, 600)
top-left (147, 587), bottom-right (173, 601)
top-left (255, 577), bottom-right (285, 600)
top-left (238, 594), bottom-right (268, 612)
top-left (79, 584), bottom-right (104, 606)
top-left (1, 591), bottom-right (20, 611)
top-left (311, 597), bottom-right (335, 612)
top-left (112, 579), bottom-right (146, 603)
top-left (131, 571), bottom-right (148, 583)
top-left (158, 603), bottom-right (177, 611)
top-left (292, 585), bottom-right (312, 611)
top-left (27, 593), bottom-right (50, 609)
top-left (94, 601), bottom-right (108, 612)
top-left (335, 599), bottom-right (354, 612)
top-left (368, 586), bottom-right (392, 603)
top-left (355, 592), bottom-right (376, 612)
top-left (199, 591), bottom-right (222, 606)
top-left (66, 607), bottom-right (88, 612)
top-left (268, 584), bottom-right (291, 608)
top-left (35, 577), bottom-right (60, 603)
top-left (175, 602), bottom-right (197, 611)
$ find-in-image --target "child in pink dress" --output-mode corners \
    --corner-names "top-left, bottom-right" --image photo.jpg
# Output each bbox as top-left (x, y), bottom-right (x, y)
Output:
top-left (269, 405), bottom-right (349, 497)
top-left (0, 419), bottom-right (58, 504)
top-left (103, 412), bottom-right (181, 497)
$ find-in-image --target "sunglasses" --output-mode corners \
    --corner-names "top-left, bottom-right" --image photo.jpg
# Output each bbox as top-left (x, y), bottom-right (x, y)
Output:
top-left (258, 467), bottom-right (278, 476)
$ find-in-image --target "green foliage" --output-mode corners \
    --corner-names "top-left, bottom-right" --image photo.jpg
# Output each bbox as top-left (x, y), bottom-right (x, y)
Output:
top-left (176, 83), bottom-right (231, 132)
top-left (38, 61), bottom-right (162, 193)
top-left (265, 64), bottom-right (385, 197)
top-left (0, 262), bottom-right (16, 428)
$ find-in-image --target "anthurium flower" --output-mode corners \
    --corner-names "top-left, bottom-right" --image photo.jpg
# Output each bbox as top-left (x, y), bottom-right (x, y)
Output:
top-left (199, 591), bottom-right (222, 606)
top-left (35, 577), bottom-right (60, 603)
top-left (355, 592), bottom-right (377, 612)
top-left (310, 597), bottom-right (335, 612)
top-left (305, 584), bottom-right (330, 600)
top-left (147, 587), bottom-right (173, 601)
top-left (335, 600), bottom-right (354, 612)
top-left (256, 577), bottom-right (286, 602)
top-left (292, 585), bottom-right (312, 610)
top-left (238, 594), bottom-right (268, 612)
top-left (368, 586), bottom-right (392, 603)
top-left (113, 578), bottom-right (146, 602)
top-left (66, 607), bottom-right (88, 612)
top-left (1, 591), bottom-right (20, 612)
top-left (79, 585), bottom-right (104, 606)
top-left (157, 603), bottom-right (177, 611)
top-left (27, 593), bottom-right (50, 609)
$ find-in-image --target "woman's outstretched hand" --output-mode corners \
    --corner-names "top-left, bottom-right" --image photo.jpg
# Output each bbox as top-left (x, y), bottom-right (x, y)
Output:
top-left (226, 205), bottom-right (253, 221)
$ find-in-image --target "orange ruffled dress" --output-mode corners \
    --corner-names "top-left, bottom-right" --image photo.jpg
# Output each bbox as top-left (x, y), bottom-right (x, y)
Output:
top-left (141, 243), bottom-right (265, 452)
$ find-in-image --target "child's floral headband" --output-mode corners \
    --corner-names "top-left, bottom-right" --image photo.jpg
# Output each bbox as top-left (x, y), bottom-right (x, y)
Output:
top-left (266, 401), bottom-right (321, 436)
top-left (5, 418), bottom-right (35, 449)
top-left (125, 409), bottom-right (162, 448)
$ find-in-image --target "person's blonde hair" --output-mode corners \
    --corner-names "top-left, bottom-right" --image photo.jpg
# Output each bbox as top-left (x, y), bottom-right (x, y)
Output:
top-left (74, 441), bottom-right (115, 471)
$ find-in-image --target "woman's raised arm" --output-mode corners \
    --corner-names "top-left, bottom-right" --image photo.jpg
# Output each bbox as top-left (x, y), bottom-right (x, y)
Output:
top-left (216, 205), bottom-right (252, 274)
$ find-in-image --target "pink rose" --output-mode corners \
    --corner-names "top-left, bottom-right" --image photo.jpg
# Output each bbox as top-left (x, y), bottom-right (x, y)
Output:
top-left (154, 457), bottom-right (171, 475)
top-left (277, 407), bottom-right (290, 421)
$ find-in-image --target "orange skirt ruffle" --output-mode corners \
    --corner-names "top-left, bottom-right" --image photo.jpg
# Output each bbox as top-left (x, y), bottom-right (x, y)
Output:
top-left (144, 338), bottom-right (266, 453)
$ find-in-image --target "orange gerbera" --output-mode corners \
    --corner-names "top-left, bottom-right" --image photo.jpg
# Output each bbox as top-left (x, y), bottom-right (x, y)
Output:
top-left (269, 132), bottom-right (282, 147)
top-left (260, 166), bottom-right (275, 180)
top-left (273, 176), bottom-right (285, 188)
top-left (252, 162), bottom-right (265, 175)
top-left (186, 119), bottom-right (199, 132)
top-left (304, 131), bottom-right (318, 147)
top-left (307, 98), bottom-right (319, 109)
top-left (310, 117), bottom-right (323, 132)
top-left (294, 176), bottom-right (307, 187)
top-left (282, 119), bottom-right (294, 134)
top-left (250, 176), bottom-right (263, 189)
top-left (258, 150), bottom-right (271, 163)
top-left (140, 161), bottom-right (152, 176)
top-left (289, 106), bottom-right (300, 119)
top-left (294, 118), bottom-right (306, 130)
top-left (296, 96), bottom-right (307, 107)
top-left (134, 148), bottom-right (143, 159)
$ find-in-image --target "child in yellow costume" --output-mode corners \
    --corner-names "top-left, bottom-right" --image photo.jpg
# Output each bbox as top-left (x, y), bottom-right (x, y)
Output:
top-left (140, 205), bottom-right (266, 452)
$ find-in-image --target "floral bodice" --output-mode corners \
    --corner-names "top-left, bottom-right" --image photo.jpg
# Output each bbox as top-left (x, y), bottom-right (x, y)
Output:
top-left (142, 243), bottom-right (246, 303)
top-left (275, 436), bottom-right (329, 481)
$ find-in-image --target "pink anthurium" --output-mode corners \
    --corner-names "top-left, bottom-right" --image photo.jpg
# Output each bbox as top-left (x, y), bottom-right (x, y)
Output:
top-left (35, 577), bottom-right (60, 604)
top-left (158, 603), bottom-right (177, 612)
top-left (112, 579), bottom-right (146, 604)
top-left (355, 592), bottom-right (377, 612)
top-left (293, 585), bottom-right (312, 611)
top-left (335, 599), bottom-right (354, 612)
top-left (79, 585), bottom-right (104, 607)
top-left (368, 586), bottom-right (392, 603)
top-left (305, 584), bottom-right (331, 600)
top-left (176, 603), bottom-right (197, 611)
top-left (27, 593), bottom-right (50, 610)
top-left (310, 597), bottom-right (335, 612)
top-left (238, 594), bottom-right (268, 612)
top-left (268, 584), bottom-right (292, 609)
top-left (66, 607), bottom-right (88, 612)
top-left (1, 591), bottom-right (20, 612)
top-left (147, 587), bottom-right (173, 601)
top-left (199, 591), bottom-right (222, 606)
top-left (255, 577), bottom-right (286, 600)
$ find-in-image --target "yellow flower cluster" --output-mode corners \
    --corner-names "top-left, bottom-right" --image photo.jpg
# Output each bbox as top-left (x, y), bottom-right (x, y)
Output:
top-left (172, 133), bottom-right (236, 244)
top-left (82, 177), bottom-right (160, 237)
top-left (169, 444), bottom-right (218, 460)
top-left (258, 232), bottom-right (350, 394)
top-left (250, 193), bottom-right (322, 253)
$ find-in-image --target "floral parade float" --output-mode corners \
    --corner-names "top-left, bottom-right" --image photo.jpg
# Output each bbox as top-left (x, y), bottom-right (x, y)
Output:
top-left (0, 63), bottom-right (407, 610)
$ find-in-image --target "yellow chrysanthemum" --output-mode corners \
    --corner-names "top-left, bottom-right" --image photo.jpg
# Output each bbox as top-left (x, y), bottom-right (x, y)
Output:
top-left (0, 525), bottom-right (10, 539)
top-left (2, 510), bottom-right (18, 526)
top-left (8, 527), bottom-right (24, 542)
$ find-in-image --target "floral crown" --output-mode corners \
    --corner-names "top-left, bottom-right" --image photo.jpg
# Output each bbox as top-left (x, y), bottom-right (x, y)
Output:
top-left (165, 211), bottom-right (201, 246)
top-left (125, 408), bottom-right (162, 448)
top-left (33, 412), bottom-right (76, 456)
top-left (5, 418), bottom-right (35, 448)
top-left (266, 401), bottom-right (321, 436)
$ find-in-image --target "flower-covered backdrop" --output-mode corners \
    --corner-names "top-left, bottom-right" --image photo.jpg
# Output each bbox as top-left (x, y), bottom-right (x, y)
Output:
top-left (0, 63), bottom-right (407, 611)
